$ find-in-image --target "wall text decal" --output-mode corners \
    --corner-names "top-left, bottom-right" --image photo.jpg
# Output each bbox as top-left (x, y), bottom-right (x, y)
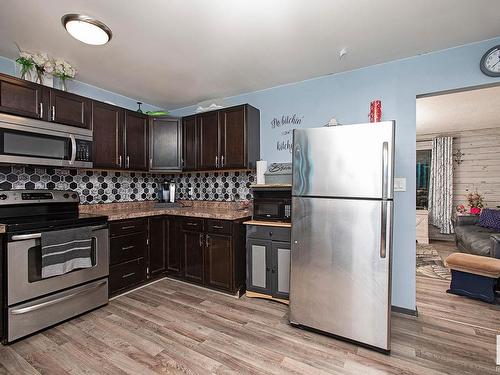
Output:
top-left (271, 114), bottom-right (304, 153)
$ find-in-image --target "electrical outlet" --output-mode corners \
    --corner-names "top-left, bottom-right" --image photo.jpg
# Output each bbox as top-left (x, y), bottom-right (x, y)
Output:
top-left (394, 177), bottom-right (406, 192)
top-left (188, 187), bottom-right (194, 197)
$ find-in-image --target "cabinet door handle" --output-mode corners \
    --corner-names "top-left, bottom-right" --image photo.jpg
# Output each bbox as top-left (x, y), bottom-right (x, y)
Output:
top-left (121, 245), bottom-right (135, 251)
top-left (149, 158), bottom-right (153, 169)
top-left (212, 225), bottom-right (224, 229)
top-left (206, 234), bottom-right (210, 248)
top-left (221, 155), bottom-right (224, 168)
top-left (121, 225), bottom-right (135, 230)
top-left (126, 156), bottom-right (130, 169)
top-left (122, 272), bottom-right (136, 279)
top-left (118, 155), bottom-right (122, 168)
top-left (199, 233), bottom-right (203, 247)
top-left (39, 102), bottom-right (43, 119)
top-left (51, 105), bottom-right (55, 121)
top-left (186, 222), bottom-right (198, 226)
top-left (215, 156), bottom-right (219, 168)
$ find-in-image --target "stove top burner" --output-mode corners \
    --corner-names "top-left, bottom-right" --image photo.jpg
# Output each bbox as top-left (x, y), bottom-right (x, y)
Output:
top-left (0, 190), bottom-right (108, 234)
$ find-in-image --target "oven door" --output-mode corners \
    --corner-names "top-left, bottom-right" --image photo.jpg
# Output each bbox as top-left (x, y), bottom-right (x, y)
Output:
top-left (0, 115), bottom-right (92, 168)
top-left (7, 225), bottom-right (109, 306)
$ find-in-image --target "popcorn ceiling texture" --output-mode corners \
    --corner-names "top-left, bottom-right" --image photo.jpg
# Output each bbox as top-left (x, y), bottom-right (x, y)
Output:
top-left (0, 165), bottom-right (254, 204)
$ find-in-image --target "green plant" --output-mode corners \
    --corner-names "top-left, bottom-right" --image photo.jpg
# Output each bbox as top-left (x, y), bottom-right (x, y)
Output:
top-left (15, 52), bottom-right (34, 80)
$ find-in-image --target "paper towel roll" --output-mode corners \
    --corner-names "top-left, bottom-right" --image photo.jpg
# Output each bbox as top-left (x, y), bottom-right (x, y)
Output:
top-left (256, 160), bottom-right (267, 185)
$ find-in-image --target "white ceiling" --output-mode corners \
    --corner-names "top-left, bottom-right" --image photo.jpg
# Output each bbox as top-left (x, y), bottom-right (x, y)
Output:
top-left (417, 85), bottom-right (500, 134)
top-left (0, 1), bottom-right (499, 109)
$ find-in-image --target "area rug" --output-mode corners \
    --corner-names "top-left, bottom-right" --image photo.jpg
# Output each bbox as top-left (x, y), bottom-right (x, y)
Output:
top-left (416, 244), bottom-right (451, 280)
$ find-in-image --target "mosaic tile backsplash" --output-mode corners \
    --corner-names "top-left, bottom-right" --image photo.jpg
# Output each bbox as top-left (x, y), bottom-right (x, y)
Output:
top-left (0, 165), bottom-right (254, 204)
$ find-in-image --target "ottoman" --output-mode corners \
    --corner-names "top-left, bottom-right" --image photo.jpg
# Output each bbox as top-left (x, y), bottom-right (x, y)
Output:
top-left (444, 253), bottom-right (500, 304)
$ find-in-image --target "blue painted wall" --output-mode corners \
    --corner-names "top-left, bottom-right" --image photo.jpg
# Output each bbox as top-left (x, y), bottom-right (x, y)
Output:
top-left (171, 37), bottom-right (500, 310)
top-left (0, 56), bottom-right (162, 112)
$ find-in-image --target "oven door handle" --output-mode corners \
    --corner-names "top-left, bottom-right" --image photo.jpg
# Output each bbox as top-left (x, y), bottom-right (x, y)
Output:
top-left (69, 134), bottom-right (77, 165)
top-left (10, 225), bottom-right (108, 241)
top-left (11, 233), bottom-right (42, 241)
top-left (10, 280), bottom-right (107, 315)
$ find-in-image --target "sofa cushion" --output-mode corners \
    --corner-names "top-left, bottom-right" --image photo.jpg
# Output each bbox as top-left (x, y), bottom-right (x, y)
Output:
top-left (455, 224), bottom-right (495, 242)
top-left (478, 209), bottom-right (500, 231)
top-left (445, 253), bottom-right (500, 278)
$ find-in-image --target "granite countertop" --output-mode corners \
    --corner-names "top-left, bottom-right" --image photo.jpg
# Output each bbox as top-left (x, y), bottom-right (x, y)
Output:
top-left (79, 200), bottom-right (252, 222)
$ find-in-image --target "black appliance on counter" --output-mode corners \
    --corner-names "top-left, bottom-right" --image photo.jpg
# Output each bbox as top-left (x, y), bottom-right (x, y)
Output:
top-left (252, 187), bottom-right (292, 222)
top-left (0, 190), bottom-right (109, 343)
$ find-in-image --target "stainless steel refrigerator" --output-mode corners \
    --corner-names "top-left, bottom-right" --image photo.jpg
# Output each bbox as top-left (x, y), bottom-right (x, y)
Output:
top-left (290, 121), bottom-right (394, 352)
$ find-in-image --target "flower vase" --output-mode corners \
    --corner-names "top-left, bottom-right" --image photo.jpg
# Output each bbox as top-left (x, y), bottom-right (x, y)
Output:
top-left (59, 78), bottom-right (68, 92)
top-left (15, 63), bottom-right (33, 82)
top-left (35, 68), bottom-right (44, 85)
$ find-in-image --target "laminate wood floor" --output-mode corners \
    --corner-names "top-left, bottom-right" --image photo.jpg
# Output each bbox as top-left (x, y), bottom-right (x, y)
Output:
top-left (0, 276), bottom-right (499, 374)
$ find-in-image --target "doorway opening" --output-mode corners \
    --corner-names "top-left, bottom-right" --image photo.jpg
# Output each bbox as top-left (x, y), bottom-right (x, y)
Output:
top-left (414, 83), bottom-right (500, 327)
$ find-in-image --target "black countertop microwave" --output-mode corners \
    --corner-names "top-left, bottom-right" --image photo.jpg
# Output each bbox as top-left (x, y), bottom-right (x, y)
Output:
top-left (252, 188), bottom-right (291, 222)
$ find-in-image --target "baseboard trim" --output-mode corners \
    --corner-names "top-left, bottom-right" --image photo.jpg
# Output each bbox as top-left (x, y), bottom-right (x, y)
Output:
top-left (391, 305), bottom-right (418, 316)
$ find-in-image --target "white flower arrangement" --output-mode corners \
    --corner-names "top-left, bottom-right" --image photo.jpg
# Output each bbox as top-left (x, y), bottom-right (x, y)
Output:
top-left (54, 59), bottom-right (77, 79)
top-left (15, 48), bottom-right (77, 89)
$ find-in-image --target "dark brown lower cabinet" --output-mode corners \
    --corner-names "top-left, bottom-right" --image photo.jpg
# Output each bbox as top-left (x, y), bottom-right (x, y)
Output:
top-left (109, 258), bottom-right (146, 293)
top-left (166, 219), bottom-right (182, 276)
top-left (149, 217), bottom-right (167, 277)
top-left (204, 234), bottom-right (232, 290)
top-left (109, 218), bottom-right (148, 295)
top-left (109, 215), bottom-right (248, 296)
top-left (183, 230), bottom-right (204, 284)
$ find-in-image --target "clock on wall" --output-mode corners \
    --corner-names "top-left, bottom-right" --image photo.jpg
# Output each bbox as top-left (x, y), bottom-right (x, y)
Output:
top-left (480, 45), bottom-right (500, 77)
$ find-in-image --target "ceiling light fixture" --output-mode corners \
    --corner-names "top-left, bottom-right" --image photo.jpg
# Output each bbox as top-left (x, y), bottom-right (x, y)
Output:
top-left (61, 14), bottom-right (112, 45)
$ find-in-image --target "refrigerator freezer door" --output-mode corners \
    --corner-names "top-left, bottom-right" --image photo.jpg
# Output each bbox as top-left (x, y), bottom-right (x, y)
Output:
top-left (290, 196), bottom-right (392, 350)
top-left (292, 121), bottom-right (395, 199)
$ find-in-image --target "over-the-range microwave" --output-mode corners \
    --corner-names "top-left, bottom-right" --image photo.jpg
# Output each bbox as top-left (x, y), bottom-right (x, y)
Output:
top-left (0, 113), bottom-right (93, 168)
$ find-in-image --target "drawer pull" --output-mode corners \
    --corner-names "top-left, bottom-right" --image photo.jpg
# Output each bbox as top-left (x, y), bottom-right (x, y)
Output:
top-left (122, 272), bottom-right (136, 279)
top-left (186, 223), bottom-right (198, 226)
top-left (121, 225), bottom-right (136, 230)
top-left (121, 245), bottom-right (135, 251)
top-left (212, 225), bottom-right (224, 229)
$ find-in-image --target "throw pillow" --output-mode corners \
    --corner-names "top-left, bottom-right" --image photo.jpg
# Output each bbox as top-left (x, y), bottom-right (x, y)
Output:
top-left (478, 208), bottom-right (500, 231)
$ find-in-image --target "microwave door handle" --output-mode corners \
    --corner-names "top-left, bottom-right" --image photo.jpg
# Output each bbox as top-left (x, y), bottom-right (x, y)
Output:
top-left (69, 134), bottom-right (77, 165)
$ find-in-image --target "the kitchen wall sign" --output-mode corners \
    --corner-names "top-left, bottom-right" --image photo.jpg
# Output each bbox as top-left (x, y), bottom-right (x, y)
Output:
top-left (271, 114), bottom-right (304, 154)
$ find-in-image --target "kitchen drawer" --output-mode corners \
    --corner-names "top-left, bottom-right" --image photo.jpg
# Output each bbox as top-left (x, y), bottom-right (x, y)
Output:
top-left (110, 232), bottom-right (147, 266)
top-left (206, 219), bottom-right (231, 235)
top-left (110, 218), bottom-right (148, 237)
top-left (109, 258), bottom-right (146, 294)
top-left (246, 225), bottom-right (290, 242)
top-left (181, 218), bottom-right (204, 232)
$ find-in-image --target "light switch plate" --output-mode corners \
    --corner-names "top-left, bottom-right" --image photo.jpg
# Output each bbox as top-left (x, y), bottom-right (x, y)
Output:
top-left (394, 177), bottom-right (406, 192)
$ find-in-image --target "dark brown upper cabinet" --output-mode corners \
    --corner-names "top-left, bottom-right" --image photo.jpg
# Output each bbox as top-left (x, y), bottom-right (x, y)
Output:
top-left (124, 111), bottom-right (148, 171)
top-left (49, 89), bottom-right (91, 129)
top-left (181, 104), bottom-right (260, 172)
top-left (197, 111), bottom-right (219, 170)
top-left (182, 115), bottom-right (197, 171)
top-left (219, 106), bottom-right (245, 169)
top-left (92, 102), bottom-right (148, 171)
top-left (0, 74), bottom-right (45, 120)
top-left (92, 101), bottom-right (124, 169)
top-left (149, 116), bottom-right (182, 172)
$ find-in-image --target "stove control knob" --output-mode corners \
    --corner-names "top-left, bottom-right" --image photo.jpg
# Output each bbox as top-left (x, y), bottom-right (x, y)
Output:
top-left (71, 193), bottom-right (78, 199)
top-left (0, 194), bottom-right (7, 200)
top-left (63, 193), bottom-right (70, 199)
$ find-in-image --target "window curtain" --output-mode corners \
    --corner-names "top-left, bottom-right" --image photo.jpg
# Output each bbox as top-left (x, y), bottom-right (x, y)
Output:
top-left (428, 137), bottom-right (454, 234)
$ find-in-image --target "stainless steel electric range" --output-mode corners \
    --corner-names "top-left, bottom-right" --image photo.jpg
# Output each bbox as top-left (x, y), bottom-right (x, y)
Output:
top-left (0, 190), bottom-right (109, 343)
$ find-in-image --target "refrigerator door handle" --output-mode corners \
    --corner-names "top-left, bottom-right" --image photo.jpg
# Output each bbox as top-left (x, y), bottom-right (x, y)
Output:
top-left (380, 201), bottom-right (387, 259)
top-left (382, 141), bottom-right (389, 199)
